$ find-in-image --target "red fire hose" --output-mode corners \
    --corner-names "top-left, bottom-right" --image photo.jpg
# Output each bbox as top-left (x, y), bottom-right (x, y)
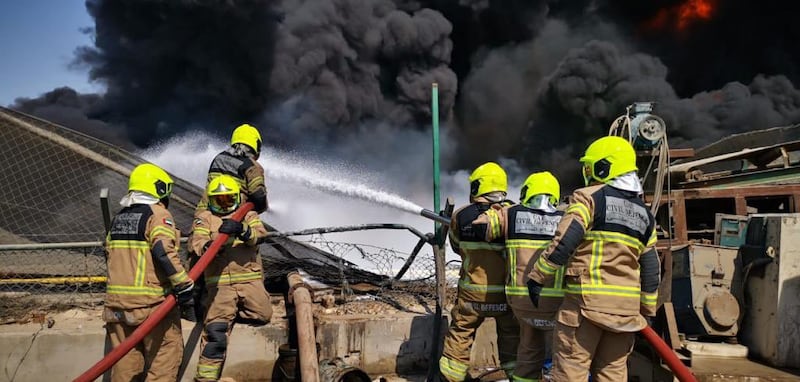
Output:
top-left (640, 325), bottom-right (698, 382)
top-left (73, 202), bottom-right (254, 382)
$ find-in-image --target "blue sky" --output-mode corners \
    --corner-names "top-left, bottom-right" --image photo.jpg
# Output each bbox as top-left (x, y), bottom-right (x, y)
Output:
top-left (0, 1), bottom-right (98, 106)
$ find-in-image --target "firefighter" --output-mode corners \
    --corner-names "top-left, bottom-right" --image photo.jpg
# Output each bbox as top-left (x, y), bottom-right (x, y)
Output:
top-left (197, 123), bottom-right (268, 215)
top-left (439, 162), bottom-right (520, 382)
top-left (190, 174), bottom-right (272, 382)
top-left (527, 136), bottom-right (661, 382)
top-left (103, 163), bottom-right (193, 382)
top-left (472, 171), bottom-right (565, 382)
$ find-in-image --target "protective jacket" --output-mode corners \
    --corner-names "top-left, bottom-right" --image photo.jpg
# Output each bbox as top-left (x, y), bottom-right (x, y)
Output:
top-left (105, 203), bottom-right (190, 310)
top-left (529, 184), bottom-right (661, 325)
top-left (198, 148), bottom-right (268, 213)
top-left (449, 196), bottom-right (513, 304)
top-left (189, 209), bottom-right (271, 381)
top-left (189, 210), bottom-right (268, 286)
top-left (475, 203), bottom-right (565, 319)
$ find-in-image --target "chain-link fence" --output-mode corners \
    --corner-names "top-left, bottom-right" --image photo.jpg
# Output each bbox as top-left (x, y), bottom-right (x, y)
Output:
top-left (0, 232), bottom-right (458, 320)
top-left (0, 106), bottom-right (456, 321)
top-left (0, 107), bottom-right (206, 244)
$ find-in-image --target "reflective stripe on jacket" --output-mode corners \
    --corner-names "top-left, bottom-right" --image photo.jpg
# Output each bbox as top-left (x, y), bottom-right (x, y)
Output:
top-left (189, 210), bottom-right (268, 287)
top-left (105, 203), bottom-right (188, 310)
top-left (475, 204), bottom-right (565, 319)
top-left (449, 197), bottom-right (511, 303)
top-left (530, 184), bottom-right (659, 319)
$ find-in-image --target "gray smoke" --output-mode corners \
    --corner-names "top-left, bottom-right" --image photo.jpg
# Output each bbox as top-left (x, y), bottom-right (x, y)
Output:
top-left (446, 7), bottom-right (800, 184)
top-left (537, 40), bottom-right (800, 147)
top-left (268, 0), bottom-right (456, 147)
top-left (12, 87), bottom-right (131, 148)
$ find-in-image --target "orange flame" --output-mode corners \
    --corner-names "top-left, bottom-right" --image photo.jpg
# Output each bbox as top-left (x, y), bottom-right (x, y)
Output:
top-left (677, 0), bottom-right (714, 30)
top-left (643, 0), bottom-right (716, 32)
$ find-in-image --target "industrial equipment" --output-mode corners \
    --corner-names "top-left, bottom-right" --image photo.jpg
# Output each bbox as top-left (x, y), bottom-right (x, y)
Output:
top-left (671, 244), bottom-right (740, 339)
top-left (625, 102), bottom-right (667, 150)
top-left (740, 214), bottom-right (800, 369)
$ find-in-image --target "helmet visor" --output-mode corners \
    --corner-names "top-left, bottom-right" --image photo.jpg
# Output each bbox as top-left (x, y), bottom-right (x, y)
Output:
top-left (210, 193), bottom-right (238, 213)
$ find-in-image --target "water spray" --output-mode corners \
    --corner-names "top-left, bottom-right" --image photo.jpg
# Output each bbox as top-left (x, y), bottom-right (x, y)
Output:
top-left (262, 152), bottom-right (453, 225)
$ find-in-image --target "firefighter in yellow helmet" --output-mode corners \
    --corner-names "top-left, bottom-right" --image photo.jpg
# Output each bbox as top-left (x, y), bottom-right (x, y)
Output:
top-left (440, 162), bottom-right (520, 381)
top-left (190, 175), bottom-right (272, 382)
top-left (103, 163), bottom-right (193, 382)
top-left (527, 136), bottom-right (661, 382)
top-left (197, 123), bottom-right (268, 214)
top-left (471, 171), bottom-right (564, 382)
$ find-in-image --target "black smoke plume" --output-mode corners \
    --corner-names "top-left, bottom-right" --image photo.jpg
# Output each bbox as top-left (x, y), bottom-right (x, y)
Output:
top-left (12, 87), bottom-right (131, 148)
top-left (10, 0), bottom-right (800, 185)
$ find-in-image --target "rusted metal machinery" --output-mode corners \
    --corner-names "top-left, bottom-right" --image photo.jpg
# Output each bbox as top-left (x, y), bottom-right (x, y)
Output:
top-left (739, 215), bottom-right (800, 369)
top-left (671, 244), bottom-right (741, 339)
top-left (626, 103), bottom-right (800, 380)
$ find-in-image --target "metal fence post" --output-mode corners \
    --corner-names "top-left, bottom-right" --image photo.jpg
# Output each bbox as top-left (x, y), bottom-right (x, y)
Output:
top-left (427, 198), bottom-right (454, 381)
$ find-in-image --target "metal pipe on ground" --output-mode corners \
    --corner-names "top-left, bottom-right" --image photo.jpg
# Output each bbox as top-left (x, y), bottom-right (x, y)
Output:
top-left (287, 271), bottom-right (321, 382)
top-left (72, 202), bottom-right (254, 382)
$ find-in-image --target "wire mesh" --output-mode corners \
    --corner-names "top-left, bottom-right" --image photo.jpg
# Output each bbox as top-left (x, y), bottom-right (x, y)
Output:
top-left (273, 234), bottom-right (458, 314)
top-left (0, 235), bottom-right (455, 319)
top-left (0, 107), bottom-right (204, 243)
top-left (0, 107), bottom-right (453, 320)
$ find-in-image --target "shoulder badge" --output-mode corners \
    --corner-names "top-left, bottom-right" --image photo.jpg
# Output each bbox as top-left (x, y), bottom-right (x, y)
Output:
top-left (163, 218), bottom-right (174, 227)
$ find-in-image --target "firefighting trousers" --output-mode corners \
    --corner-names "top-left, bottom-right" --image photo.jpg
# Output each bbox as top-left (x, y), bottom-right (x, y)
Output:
top-left (105, 307), bottom-right (183, 382)
top-left (513, 317), bottom-right (554, 382)
top-left (439, 298), bottom-right (520, 382)
top-left (196, 281), bottom-right (272, 381)
top-left (551, 312), bottom-right (635, 382)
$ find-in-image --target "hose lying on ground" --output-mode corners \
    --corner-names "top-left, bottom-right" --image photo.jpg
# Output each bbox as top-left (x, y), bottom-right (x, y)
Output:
top-left (640, 325), bottom-right (698, 382)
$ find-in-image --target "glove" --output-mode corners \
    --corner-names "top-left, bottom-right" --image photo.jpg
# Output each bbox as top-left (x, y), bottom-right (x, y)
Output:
top-left (202, 240), bottom-right (213, 254)
top-left (239, 225), bottom-right (253, 241)
top-left (527, 279), bottom-right (543, 308)
top-left (173, 281), bottom-right (194, 306)
top-left (180, 300), bottom-right (197, 322)
top-left (219, 219), bottom-right (244, 235)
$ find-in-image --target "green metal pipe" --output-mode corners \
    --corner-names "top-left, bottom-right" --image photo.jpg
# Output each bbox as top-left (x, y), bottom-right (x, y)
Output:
top-left (432, 83), bottom-right (441, 226)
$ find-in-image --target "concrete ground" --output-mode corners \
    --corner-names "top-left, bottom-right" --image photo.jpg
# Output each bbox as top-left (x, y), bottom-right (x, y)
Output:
top-left (5, 294), bottom-right (798, 382)
top-left (0, 297), bottom-right (505, 382)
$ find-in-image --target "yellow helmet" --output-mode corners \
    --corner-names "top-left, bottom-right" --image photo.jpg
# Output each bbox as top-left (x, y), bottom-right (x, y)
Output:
top-left (469, 162), bottom-right (507, 197)
top-left (128, 163), bottom-right (173, 199)
top-left (579, 136), bottom-right (638, 186)
top-left (207, 175), bottom-right (241, 214)
top-left (231, 123), bottom-right (262, 154)
top-left (520, 171), bottom-right (560, 206)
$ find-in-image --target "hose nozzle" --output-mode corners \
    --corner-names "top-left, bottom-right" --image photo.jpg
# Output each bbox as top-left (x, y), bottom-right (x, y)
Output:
top-left (420, 208), bottom-right (450, 225)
